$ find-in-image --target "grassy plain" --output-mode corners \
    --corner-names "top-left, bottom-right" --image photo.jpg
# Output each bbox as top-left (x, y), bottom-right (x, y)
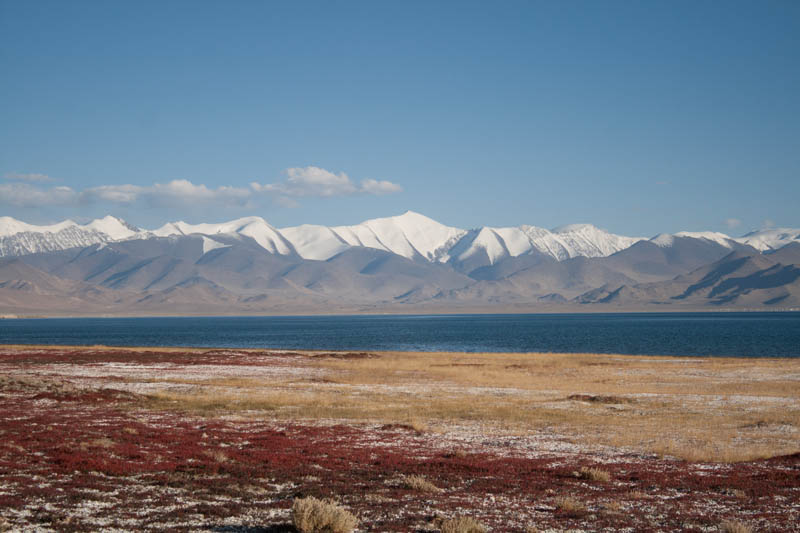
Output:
top-left (137, 349), bottom-right (800, 462)
top-left (2, 345), bottom-right (799, 531)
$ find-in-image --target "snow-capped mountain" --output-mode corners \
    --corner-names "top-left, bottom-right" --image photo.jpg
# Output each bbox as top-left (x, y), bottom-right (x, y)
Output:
top-left (0, 215), bottom-right (140, 257)
top-left (151, 216), bottom-right (294, 256)
top-left (282, 211), bottom-right (468, 262)
top-left (282, 212), bottom-right (640, 264)
top-left (3, 212), bottom-right (800, 314)
top-left (650, 231), bottom-right (740, 249)
top-left (1, 212), bottom-right (798, 267)
top-left (451, 223), bottom-right (643, 265)
top-left (736, 228), bottom-right (800, 252)
top-left (649, 228), bottom-right (800, 251)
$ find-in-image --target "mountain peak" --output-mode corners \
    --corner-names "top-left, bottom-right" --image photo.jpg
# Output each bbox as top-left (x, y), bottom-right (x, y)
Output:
top-left (552, 223), bottom-right (602, 234)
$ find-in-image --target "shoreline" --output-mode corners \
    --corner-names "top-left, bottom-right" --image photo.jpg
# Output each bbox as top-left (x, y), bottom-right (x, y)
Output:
top-left (3, 306), bottom-right (800, 319)
top-left (1, 343), bottom-right (799, 360)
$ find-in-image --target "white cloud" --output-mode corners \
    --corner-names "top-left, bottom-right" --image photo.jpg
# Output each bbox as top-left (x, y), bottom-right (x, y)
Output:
top-left (3, 172), bottom-right (55, 183)
top-left (360, 178), bottom-right (403, 195)
top-left (0, 182), bottom-right (77, 207)
top-left (724, 218), bottom-right (741, 229)
top-left (83, 184), bottom-right (143, 204)
top-left (148, 179), bottom-right (251, 206)
top-left (83, 180), bottom-right (251, 207)
top-left (251, 166), bottom-right (402, 198)
top-left (1, 167), bottom-right (400, 211)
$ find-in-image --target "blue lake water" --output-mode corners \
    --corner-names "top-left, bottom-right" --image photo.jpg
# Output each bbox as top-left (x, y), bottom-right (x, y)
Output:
top-left (1, 312), bottom-right (799, 357)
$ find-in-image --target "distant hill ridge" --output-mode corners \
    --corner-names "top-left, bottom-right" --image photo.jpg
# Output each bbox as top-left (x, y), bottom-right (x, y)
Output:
top-left (2, 211), bottom-right (797, 263)
top-left (2, 212), bottom-right (799, 314)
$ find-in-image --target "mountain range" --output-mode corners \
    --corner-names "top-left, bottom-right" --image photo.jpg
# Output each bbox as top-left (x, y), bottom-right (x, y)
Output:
top-left (1, 211), bottom-right (799, 316)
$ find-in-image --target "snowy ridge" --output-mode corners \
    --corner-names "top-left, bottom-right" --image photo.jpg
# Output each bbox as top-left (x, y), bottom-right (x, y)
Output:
top-left (454, 224), bottom-right (643, 264)
top-left (152, 216), bottom-right (293, 255)
top-left (735, 228), bottom-right (800, 251)
top-left (651, 231), bottom-right (737, 248)
top-left (0, 216), bottom-right (140, 257)
top-left (1, 213), bottom-right (798, 264)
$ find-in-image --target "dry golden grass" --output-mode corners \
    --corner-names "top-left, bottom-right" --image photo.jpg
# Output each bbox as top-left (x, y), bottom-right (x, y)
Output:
top-left (554, 496), bottom-right (586, 514)
top-left (291, 496), bottom-right (358, 533)
top-left (21, 346), bottom-right (797, 463)
top-left (602, 500), bottom-right (622, 513)
top-left (80, 437), bottom-right (115, 450)
top-left (439, 516), bottom-right (487, 533)
top-left (203, 450), bottom-right (229, 463)
top-left (719, 520), bottom-right (753, 533)
top-left (400, 474), bottom-right (440, 493)
top-left (577, 466), bottom-right (611, 482)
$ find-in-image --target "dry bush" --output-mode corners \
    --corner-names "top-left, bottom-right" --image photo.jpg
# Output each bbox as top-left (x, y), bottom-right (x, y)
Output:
top-left (720, 520), bottom-right (753, 533)
top-left (602, 500), bottom-right (622, 513)
top-left (292, 496), bottom-right (358, 533)
top-left (525, 527), bottom-right (539, 533)
top-left (439, 516), bottom-right (487, 533)
top-left (401, 474), bottom-right (440, 493)
top-left (80, 437), bottom-right (115, 450)
top-left (577, 466), bottom-right (611, 482)
top-left (554, 496), bottom-right (586, 514)
top-left (203, 449), bottom-right (229, 463)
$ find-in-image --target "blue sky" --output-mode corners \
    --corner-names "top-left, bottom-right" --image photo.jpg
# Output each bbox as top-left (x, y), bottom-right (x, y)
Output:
top-left (1, 0), bottom-right (798, 236)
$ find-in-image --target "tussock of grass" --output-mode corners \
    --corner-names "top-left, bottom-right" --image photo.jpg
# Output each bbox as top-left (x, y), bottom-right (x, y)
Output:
top-left (577, 466), bottom-right (611, 482)
top-left (292, 496), bottom-right (358, 533)
top-left (439, 515), bottom-right (487, 533)
top-left (400, 474), bottom-right (440, 492)
top-left (720, 520), bottom-right (753, 533)
top-left (554, 496), bottom-right (586, 514)
top-left (602, 500), bottom-right (623, 513)
top-left (81, 437), bottom-right (115, 449)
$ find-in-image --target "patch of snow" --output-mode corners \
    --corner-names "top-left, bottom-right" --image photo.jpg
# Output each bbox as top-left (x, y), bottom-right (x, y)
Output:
top-left (735, 227), bottom-right (800, 251)
top-left (201, 237), bottom-right (230, 255)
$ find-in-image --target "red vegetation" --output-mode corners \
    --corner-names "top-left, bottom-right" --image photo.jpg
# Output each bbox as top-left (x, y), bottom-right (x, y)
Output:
top-left (0, 348), bottom-right (798, 531)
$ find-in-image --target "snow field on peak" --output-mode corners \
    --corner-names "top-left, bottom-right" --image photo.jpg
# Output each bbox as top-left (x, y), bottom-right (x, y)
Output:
top-left (279, 225), bottom-right (350, 261)
top-left (333, 213), bottom-right (467, 261)
top-left (735, 228), bottom-right (800, 251)
top-left (0, 217), bottom-right (78, 238)
top-left (282, 211), bottom-right (468, 261)
top-left (201, 236), bottom-right (230, 255)
top-left (455, 224), bottom-right (643, 264)
top-left (674, 231), bottom-right (735, 248)
top-left (153, 216), bottom-right (293, 255)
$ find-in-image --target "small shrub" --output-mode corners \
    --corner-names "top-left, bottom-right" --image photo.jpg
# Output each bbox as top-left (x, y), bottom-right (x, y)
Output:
top-left (203, 449), bottom-right (229, 463)
top-left (292, 496), bottom-right (358, 533)
top-left (440, 515), bottom-right (487, 533)
top-left (554, 496), bottom-right (586, 514)
top-left (577, 466), bottom-right (611, 482)
top-left (402, 474), bottom-right (441, 493)
top-left (720, 520), bottom-right (753, 533)
top-left (602, 500), bottom-right (622, 513)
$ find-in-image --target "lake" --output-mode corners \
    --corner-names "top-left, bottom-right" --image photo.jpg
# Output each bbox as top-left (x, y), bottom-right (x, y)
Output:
top-left (2, 312), bottom-right (799, 357)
